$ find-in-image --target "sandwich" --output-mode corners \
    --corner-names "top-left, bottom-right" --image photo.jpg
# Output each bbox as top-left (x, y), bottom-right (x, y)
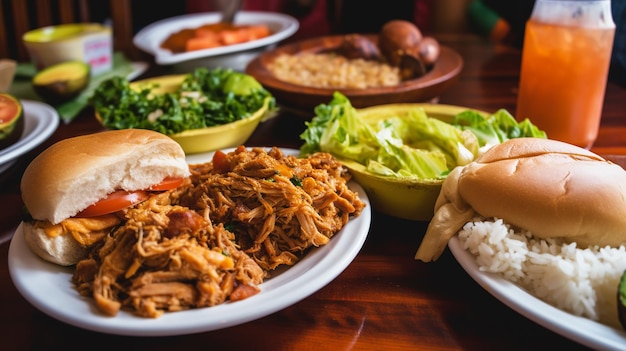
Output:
top-left (20, 129), bottom-right (190, 266)
top-left (415, 137), bottom-right (626, 262)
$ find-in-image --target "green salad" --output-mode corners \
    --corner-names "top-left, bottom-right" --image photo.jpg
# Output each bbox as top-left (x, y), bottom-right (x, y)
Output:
top-left (300, 92), bottom-right (546, 180)
top-left (90, 67), bottom-right (275, 135)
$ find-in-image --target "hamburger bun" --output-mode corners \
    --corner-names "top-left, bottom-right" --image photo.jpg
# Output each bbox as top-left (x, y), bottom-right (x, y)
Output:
top-left (22, 221), bottom-right (90, 266)
top-left (20, 129), bottom-right (190, 265)
top-left (21, 129), bottom-right (190, 224)
top-left (415, 138), bottom-right (626, 262)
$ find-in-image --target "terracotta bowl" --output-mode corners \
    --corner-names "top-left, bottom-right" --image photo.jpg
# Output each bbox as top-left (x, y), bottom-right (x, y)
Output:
top-left (246, 35), bottom-right (463, 111)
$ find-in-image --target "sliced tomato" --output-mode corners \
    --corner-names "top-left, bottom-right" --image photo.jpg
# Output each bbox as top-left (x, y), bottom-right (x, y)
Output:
top-left (148, 177), bottom-right (185, 191)
top-left (75, 190), bottom-right (149, 218)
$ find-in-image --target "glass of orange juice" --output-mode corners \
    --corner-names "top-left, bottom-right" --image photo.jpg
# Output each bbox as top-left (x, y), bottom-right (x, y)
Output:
top-left (516, 0), bottom-right (615, 149)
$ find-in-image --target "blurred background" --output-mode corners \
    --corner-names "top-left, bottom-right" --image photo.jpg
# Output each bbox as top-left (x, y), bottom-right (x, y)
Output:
top-left (0, 0), bottom-right (623, 85)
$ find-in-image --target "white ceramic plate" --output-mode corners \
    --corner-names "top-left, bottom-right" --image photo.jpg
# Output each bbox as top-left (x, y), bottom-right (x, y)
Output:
top-left (128, 62), bottom-right (149, 81)
top-left (8, 149), bottom-right (371, 336)
top-left (133, 11), bottom-right (299, 67)
top-left (449, 236), bottom-right (626, 351)
top-left (0, 100), bottom-right (59, 166)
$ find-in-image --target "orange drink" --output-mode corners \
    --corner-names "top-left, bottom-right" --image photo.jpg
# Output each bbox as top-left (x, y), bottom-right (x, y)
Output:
top-left (516, 0), bottom-right (615, 149)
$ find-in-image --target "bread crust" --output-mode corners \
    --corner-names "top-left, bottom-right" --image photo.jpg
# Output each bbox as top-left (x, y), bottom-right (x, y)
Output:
top-left (21, 129), bottom-right (189, 224)
top-left (459, 150), bottom-right (626, 247)
top-left (416, 138), bottom-right (626, 261)
top-left (475, 137), bottom-right (604, 163)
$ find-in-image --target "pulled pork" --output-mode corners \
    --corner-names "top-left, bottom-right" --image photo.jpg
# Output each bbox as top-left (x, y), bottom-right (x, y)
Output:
top-left (72, 191), bottom-right (265, 318)
top-left (180, 146), bottom-right (366, 270)
top-left (72, 146), bottom-right (366, 318)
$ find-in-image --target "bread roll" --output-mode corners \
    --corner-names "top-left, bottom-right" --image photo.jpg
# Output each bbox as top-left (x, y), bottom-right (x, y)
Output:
top-left (415, 138), bottom-right (626, 262)
top-left (21, 129), bottom-right (190, 224)
top-left (22, 222), bottom-right (89, 266)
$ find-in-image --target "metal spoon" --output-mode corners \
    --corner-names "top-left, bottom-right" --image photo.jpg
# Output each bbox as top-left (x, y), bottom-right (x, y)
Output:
top-left (214, 0), bottom-right (242, 24)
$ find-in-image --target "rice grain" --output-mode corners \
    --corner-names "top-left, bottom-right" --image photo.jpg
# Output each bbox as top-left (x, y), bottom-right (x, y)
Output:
top-left (458, 217), bottom-right (626, 329)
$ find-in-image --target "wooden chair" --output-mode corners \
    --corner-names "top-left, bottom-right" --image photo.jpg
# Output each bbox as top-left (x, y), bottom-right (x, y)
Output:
top-left (0, 0), bottom-right (142, 62)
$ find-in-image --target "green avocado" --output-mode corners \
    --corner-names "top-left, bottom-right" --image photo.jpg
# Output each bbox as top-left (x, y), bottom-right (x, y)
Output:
top-left (0, 93), bottom-right (24, 150)
top-left (32, 60), bottom-right (90, 104)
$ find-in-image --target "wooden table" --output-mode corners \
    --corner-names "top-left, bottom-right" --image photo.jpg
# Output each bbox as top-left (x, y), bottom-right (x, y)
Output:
top-left (1, 33), bottom-right (624, 350)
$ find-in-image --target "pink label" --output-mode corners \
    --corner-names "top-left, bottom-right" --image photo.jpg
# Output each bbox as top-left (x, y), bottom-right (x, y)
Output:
top-left (83, 35), bottom-right (112, 75)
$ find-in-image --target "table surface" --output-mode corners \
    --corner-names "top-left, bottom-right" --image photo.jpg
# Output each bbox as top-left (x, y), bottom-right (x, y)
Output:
top-left (2, 33), bottom-right (625, 351)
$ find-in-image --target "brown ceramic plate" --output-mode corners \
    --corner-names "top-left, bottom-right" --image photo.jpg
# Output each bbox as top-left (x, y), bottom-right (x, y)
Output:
top-left (245, 35), bottom-right (463, 111)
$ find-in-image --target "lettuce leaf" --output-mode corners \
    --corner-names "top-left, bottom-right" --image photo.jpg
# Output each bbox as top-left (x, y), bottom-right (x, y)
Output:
top-left (300, 92), bottom-right (480, 180)
top-left (300, 92), bottom-right (546, 181)
top-left (453, 109), bottom-right (547, 150)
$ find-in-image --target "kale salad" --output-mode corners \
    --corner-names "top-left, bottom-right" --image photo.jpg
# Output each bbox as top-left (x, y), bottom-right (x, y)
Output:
top-left (90, 68), bottom-right (275, 135)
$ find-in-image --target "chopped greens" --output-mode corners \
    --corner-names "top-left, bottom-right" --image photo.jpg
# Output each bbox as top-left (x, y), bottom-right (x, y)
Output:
top-left (90, 67), bottom-right (275, 135)
top-left (300, 92), bottom-right (546, 181)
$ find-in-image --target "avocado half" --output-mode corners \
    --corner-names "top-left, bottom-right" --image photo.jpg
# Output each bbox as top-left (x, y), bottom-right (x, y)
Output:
top-left (32, 61), bottom-right (90, 105)
top-left (0, 93), bottom-right (24, 149)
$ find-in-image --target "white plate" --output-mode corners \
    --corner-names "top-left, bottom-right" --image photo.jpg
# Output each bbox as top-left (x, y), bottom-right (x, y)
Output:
top-left (128, 62), bottom-right (149, 81)
top-left (8, 149), bottom-right (371, 336)
top-left (0, 100), bottom-right (59, 166)
top-left (133, 11), bottom-right (299, 67)
top-left (449, 236), bottom-right (626, 351)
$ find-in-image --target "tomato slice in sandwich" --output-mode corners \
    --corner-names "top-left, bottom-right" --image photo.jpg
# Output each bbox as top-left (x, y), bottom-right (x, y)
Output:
top-left (147, 177), bottom-right (185, 191)
top-left (74, 177), bottom-right (185, 218)
top-left (75, 190), bottom-right (149, 218)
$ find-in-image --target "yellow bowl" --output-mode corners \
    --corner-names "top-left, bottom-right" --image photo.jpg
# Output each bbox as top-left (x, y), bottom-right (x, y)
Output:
top-left (97, 74), bottom-right (272, 154)
top-left (339, 103), bottom-right (488, 221)
top-left (23, 23), bottom-right (112, 75)
top-left (169, 100), bottom-right (270, 154)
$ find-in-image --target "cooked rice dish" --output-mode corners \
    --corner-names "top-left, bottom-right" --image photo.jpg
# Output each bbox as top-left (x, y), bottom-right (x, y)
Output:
top-left (458, 217), bottom-right (626, 329)
top-left (73, 146), bottom-right (366, 318)
top-left (268, 53), bottom-right (401, 89)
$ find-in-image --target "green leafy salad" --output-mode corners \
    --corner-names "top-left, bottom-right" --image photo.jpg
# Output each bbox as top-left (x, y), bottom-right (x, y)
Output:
top-left (90, 68), bottom-right (275, 135)
top-left (300, 92), bottom-right (546, 180)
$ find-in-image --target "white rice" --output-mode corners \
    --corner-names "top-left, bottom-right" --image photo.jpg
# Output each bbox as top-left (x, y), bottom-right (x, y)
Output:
top-left (458, 217), bottom-right (626, 329)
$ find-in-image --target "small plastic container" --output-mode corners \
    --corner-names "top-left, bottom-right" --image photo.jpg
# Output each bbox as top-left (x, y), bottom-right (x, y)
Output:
top-left (23, 23), bottom-right (112, 76)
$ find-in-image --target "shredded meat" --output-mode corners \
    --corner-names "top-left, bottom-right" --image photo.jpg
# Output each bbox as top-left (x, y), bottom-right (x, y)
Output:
top-left (72, 146), bottom-right (365, 318)
top-left (179, 146), bottom-right (366, 270)
top-left (73, 191), bottom-right (264, 318)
